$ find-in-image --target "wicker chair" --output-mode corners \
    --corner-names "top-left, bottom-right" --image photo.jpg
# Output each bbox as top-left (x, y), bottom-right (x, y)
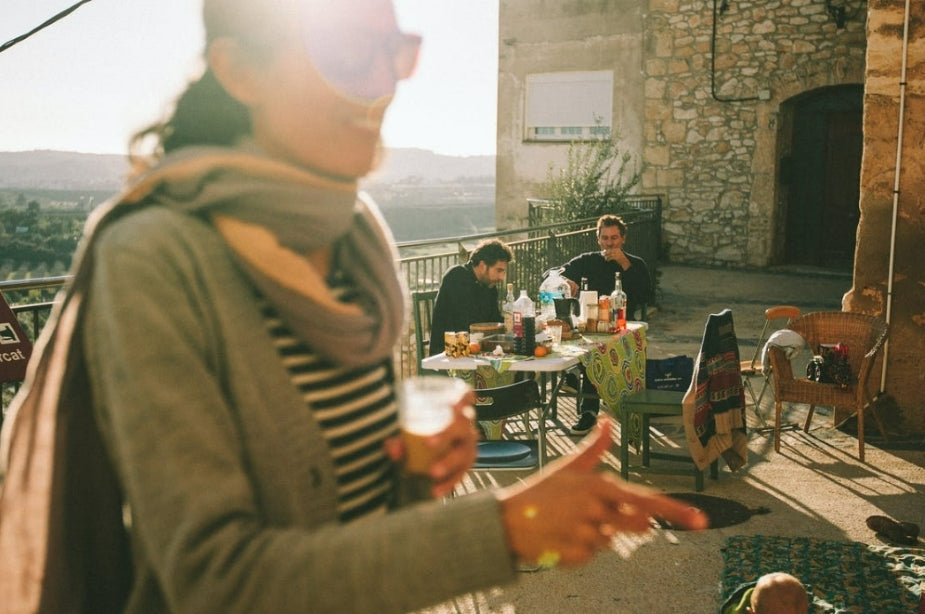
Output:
top-left (767, 311), bottom-right (889, 461)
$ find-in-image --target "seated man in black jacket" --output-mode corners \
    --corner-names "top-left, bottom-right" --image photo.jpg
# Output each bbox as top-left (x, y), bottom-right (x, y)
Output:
top-left (560, 214), bottom-right (651, 320)
top-left (556, 214), bottom-right (651, 435)
top-left (429, 239), bottom-right (513, 357)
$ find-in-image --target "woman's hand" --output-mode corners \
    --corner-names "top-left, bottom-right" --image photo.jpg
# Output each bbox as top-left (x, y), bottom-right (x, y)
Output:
top-left (497, 416), bottom-right (707, 567)
top-left (384, 388), bottom-right (479, 498)
top-left (425, 389), bottom-right (479, 497)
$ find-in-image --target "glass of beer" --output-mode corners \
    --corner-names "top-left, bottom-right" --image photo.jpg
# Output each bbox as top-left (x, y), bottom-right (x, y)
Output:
top-left (399, 376), bottom-right (470, 475)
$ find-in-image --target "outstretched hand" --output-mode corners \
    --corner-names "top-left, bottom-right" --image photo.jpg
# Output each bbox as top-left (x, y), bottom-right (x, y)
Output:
top-left (497, 416), bottom-right (707, 567)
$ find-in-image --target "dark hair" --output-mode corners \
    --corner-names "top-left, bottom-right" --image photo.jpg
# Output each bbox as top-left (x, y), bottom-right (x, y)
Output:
top-left (131, 69), bottom-right (251, 159)
top-left (597, 214), bottom-right (627, 237)
top-left (469, 239), bottom-right (514, 267)
top-left (130, 0), bottom-right (290, 162)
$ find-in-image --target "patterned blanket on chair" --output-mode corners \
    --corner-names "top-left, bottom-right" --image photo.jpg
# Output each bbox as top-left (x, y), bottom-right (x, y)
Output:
top-left (682, 310), bottom-right (748, 471)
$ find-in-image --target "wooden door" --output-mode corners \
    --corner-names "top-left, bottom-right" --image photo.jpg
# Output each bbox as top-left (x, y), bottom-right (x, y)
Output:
top-left (820, 111), bottom-right (862, 268)
top-left (783, 85), bottom-right (862, 270)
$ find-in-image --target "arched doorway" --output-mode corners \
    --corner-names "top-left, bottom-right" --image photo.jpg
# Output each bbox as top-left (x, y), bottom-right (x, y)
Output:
top-left (778, 84), bottom-right (863, 271)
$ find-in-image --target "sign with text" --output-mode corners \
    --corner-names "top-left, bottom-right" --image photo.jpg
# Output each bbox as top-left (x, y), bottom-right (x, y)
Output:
top-left (0, 293), bottom-right (33, 383)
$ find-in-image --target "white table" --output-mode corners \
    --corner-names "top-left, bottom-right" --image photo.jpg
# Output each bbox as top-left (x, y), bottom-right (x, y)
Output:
top-left (422, 348), bottom-right (584, 436)
top-left (422, 322), bottom-right (648, 435)
top-left (420, 352), bottom-right (580, 373)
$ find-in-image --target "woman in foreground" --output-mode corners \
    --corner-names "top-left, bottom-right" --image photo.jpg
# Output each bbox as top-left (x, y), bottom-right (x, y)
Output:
top-left (0, 1), bottom-right (706, 612)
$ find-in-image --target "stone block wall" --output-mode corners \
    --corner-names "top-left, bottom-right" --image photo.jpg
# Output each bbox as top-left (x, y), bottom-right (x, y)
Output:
top-left (642, 0), bottom-right (866, 266)
top-left (496, 0), bottom-right (923, 431)
top-left (845, 0), bottom-right (924, 430)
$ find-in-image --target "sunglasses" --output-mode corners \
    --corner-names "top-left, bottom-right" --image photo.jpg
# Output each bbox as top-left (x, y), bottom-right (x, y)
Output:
top-left (305, 27), bottom-right (422, 101)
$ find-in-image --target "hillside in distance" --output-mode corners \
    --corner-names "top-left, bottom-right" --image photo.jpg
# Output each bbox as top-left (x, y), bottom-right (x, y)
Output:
top-left (0, 150), bottom-right (128, 191)
top-left (0, 149), bottom-right (497, 242)
top-left (364, 148), bottom-right (494, 185)
top-left (0, 148), bottom-right (495, 191)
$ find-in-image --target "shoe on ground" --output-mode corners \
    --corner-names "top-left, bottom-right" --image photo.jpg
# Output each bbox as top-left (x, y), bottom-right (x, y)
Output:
top-left (866, 515), bottom-right (920, 545)
top-left (569, 412), bottom-right (597, 436)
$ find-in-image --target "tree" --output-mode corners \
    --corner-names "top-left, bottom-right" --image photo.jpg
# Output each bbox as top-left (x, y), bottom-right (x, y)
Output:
top-left (540, 131), bottom-right (642, 222)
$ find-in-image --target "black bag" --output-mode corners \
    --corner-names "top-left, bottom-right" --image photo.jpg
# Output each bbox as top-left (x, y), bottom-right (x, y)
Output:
top-left (646, 355), bottom-right (694, 392)
top-left (806, 355), bottom-right (829, 383)
top-left (806, 343), bottom-right (852, 389)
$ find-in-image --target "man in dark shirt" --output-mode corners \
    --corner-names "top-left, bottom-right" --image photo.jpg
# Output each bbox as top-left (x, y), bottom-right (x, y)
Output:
top-left (555, 214), bottom-right (652, 434)
top-left (560, 214), bottom-right (651, 321)
top-left (429, 239), bottom-right (514, 357)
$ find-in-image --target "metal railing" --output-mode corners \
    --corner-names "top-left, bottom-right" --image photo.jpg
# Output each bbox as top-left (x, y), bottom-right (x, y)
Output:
top-left (1, 275), bottom-right (68, 343)
top-left (1, 200), bottom-right (663, 384)
top-left (399, 196), bottom-right (662, 296)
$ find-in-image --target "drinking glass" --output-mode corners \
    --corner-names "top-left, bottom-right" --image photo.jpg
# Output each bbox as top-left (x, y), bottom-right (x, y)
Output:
top-left (399, 376), bottom-right (470, 475)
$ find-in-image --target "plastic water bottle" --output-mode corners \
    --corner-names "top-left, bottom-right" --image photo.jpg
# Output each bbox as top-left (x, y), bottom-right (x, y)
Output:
top-left (513, 290), bottom-right (534, 335)
top-left (512, 290), bottom-right (534, 353)
top-left (538, 268), bottom-right (570, 320)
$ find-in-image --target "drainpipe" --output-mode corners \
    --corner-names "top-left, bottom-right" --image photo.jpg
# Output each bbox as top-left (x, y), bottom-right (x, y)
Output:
top-left (879, 0), bottom-right (911, 393)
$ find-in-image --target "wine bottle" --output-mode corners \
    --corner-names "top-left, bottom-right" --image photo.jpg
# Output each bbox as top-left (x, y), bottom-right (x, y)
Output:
top-left (610, 272), bottom-right (627, 332)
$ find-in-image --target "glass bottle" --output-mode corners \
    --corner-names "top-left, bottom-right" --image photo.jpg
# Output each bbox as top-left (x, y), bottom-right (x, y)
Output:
top-left (610, 272), bottom-right (627, 332)
top-left (502, 283), bottom-right (515, 334)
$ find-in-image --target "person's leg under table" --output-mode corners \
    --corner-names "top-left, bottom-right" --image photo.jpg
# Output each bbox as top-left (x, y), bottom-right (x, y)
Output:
top-left (569, 367), bottom-right (599, 435)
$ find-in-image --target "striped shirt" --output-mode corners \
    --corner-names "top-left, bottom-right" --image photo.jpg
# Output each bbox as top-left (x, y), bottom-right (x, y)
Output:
top-left (259, 290), bottom-right (399, 524)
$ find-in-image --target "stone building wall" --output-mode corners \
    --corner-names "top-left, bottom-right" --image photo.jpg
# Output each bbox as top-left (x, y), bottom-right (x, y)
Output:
top-left (496, 0), bottom-right (923, 429)
top-left (845, 0), bottom-right (924, 430)
top-left (496, 0), bottom-right (925, 433)
top-left (496, 0), bottom-right (646, 229)
top-left (642, 0), bottom-right (866, 265)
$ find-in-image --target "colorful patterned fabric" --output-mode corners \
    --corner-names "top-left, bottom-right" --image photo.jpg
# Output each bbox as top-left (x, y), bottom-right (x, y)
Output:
top-left (682, 310), bottom-right (748, 471)
top-left (722, 535), bottom-right (924, 613)
top-left (574, 329), bottom-right (648, 412)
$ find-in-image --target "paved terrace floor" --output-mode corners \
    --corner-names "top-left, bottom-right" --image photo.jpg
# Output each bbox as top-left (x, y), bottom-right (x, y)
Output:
top-left (425, 264), bottom-right (925, 614)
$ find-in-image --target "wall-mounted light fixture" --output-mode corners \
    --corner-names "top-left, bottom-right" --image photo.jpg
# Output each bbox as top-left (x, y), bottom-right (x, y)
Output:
top-left (824, 0), bottom-right (863, 29)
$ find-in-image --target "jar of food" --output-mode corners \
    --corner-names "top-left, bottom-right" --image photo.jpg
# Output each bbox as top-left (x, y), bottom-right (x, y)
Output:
top-left (598, 296), bottom-right (611, 322)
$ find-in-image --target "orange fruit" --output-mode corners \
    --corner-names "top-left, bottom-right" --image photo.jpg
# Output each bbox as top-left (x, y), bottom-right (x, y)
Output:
top-left (468, 342), bottom-right (482, 354)
top-left (534, 345), bottom-right (548, 357)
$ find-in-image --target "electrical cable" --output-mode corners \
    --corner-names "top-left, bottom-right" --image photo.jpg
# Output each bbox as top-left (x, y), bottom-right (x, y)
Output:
top-left (0, 0), bottom-right (95, 55)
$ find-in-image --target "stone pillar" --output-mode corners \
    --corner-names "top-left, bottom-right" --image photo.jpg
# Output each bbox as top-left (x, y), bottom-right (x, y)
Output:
top-left (845, 0), bottom-right (925, 431)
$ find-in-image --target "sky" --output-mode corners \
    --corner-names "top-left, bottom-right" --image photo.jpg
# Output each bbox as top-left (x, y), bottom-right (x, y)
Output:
top-left (0, 0), bottom-right (499, 157)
